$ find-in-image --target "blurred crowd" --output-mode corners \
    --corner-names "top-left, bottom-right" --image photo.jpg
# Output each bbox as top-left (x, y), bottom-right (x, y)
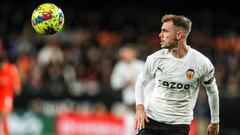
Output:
top-left (0, 1), bottom-right (240, 134)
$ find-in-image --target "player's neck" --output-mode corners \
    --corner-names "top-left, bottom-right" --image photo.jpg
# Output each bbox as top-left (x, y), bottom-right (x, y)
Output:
top-left (170, 43), bottom-right (189, 59)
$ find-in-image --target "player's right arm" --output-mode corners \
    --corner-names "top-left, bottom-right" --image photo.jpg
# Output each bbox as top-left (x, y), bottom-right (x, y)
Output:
top-left (134, 56), bottom-right (154, 130)
top-left (135, 104), bottom-right (149, 131)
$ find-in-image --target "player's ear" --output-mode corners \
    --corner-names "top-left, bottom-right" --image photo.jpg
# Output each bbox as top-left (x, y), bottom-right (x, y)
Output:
top-left (176, 31), bottom-right (184, 40)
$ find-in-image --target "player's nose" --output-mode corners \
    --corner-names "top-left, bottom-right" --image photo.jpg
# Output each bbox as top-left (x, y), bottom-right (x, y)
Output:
top-left (159, 32), bottom-right (163, 38)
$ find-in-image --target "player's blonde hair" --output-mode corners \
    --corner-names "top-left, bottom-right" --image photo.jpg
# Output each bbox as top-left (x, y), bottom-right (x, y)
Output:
top-left (162, 14), bottom-right (192, 35)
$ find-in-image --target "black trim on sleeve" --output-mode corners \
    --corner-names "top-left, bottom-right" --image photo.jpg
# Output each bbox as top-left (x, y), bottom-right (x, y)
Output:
top-left (203, 77), bottom-right (214, 84)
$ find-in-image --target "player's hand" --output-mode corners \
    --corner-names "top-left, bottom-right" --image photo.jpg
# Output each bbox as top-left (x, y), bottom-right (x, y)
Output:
top-left (134, 104), bottom-right (149, 131)
top-left (207, 123), bottom-right (219, 135)
top-left (14, 89), bottom-right (21, 96)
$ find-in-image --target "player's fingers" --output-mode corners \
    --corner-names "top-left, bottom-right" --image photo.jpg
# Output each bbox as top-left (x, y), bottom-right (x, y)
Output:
top-left (145, 116), bottom-right (149, 123)
top-left (135, 117), bottom-right (142, 130)
top-left (134, 118), bottom-right (138, 129)
top-left (135, 115), bottom-right (147, 130)
top-left (141, 118), bottom-right (145, 129)
top-left (136, 117), bottom-right (143, 130)
top-left (207, 130), bottom-right (210, 135)
top-left (207, 130), bottom-right (216, 135)
top-left (213, 130), bottom-right (217, 135)
top-left (135, 117), bottom-right (141, 130)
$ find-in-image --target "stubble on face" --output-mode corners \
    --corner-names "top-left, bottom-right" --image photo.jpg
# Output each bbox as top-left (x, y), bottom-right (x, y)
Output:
top-left (160, 35), bottom-right (178, 49)
top-left (160, 22), bottom-right (178, 50)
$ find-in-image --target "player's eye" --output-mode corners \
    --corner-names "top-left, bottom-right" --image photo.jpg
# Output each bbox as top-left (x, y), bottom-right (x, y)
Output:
top-left (161, 29), bottom-right (168, 33)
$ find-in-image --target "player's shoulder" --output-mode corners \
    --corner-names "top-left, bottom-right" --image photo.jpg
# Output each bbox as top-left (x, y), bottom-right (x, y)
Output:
top-left (4, 63), bottom-right (16, 68)
top-left (147, 49), bottom-right (169, 60)
top-left (3, 63), bottom-right (18, 71)
top-left (190, 47), bottom-right (212, 64)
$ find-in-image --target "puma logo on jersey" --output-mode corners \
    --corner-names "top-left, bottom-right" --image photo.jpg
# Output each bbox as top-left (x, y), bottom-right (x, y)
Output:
top-left (158, 80), bottom-right (191, 90)
top-left (157, 67), bottom-right (163, 72)
top-left (154, 67), bottom-right (164, 78)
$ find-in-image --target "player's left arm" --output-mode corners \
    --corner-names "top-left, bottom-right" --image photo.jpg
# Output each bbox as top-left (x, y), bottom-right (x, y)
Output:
top-left (10, 64), bottom-right (22, 95)
top-left (202, 60), bottom-right (220, 135)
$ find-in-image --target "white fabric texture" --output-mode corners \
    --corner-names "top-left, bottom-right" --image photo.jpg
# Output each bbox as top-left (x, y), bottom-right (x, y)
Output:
top-left (135, 46), bottom-right (219, 125)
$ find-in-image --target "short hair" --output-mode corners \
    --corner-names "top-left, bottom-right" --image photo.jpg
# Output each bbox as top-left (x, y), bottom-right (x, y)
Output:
top-left (119, 44), bottom-right (138, 56)
top-left (161, 14), bottom-right (192, 35)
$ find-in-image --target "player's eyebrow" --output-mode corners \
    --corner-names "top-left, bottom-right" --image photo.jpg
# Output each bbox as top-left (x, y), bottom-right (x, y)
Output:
top-left (161, 28), bottom-right (168, 32)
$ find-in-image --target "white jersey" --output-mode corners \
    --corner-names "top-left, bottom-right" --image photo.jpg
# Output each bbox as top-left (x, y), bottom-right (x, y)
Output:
top-left (111, 59), bottom-right (144, 105)
top-left (135, 46), bottom-right (219, 125)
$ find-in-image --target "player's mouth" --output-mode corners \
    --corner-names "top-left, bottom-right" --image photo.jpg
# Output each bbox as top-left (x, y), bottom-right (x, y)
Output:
top-left (160, 40), bottom-right (164, 45)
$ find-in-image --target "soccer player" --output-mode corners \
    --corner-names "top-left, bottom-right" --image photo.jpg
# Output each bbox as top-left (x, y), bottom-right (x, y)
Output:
top-left (111, 45), bottom-right (145, 135)
top-left (0, 53), bottom-right (21, 135)
top-left (111, 45), bottom-right (144, 108)
top-left (134, 14), bottom-right (220, 135)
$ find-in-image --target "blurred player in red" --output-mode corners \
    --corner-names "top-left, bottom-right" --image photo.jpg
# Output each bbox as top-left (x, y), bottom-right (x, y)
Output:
top-left (0, 52), bottom-right (21, 135)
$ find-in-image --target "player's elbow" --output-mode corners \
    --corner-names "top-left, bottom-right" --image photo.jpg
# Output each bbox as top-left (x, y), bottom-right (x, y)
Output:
top-left (205, 83), bottom-right (219, 95)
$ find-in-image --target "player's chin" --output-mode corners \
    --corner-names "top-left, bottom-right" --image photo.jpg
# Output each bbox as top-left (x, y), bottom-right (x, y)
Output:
top-left (161, 44), bottom-right (167, 48)
top-left (160, 42), bottom-right (163, 46)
